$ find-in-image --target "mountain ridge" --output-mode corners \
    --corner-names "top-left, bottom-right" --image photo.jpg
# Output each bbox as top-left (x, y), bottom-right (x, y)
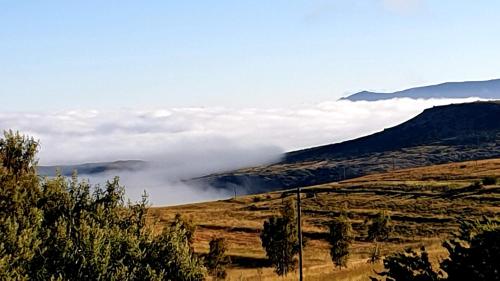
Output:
top-left (195, 101), bottom-right (500, 193)
top-left (38, 160), bottom-right (147, 177)
top-left (341, 78), bottom-right (500, 101)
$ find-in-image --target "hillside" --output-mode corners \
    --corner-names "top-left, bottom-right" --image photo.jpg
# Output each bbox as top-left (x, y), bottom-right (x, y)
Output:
top-left (152, 159), bottom-right (500, 281)
top-left (341, 78), bottom-right (500, 101)
top-left (38, 160), bottom-right (147, 177)
top-left (195, 102), bottom-right (500, 193)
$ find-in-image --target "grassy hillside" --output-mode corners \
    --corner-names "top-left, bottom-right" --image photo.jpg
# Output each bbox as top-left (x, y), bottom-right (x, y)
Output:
top-left (150, 158), bottom-right (500, 281)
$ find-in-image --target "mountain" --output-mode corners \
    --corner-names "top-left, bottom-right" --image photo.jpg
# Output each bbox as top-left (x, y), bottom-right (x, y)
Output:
top-left (38, 160), bottom-right (147, 177)
top-left (194, 101), bottom-right (500, 193)
top-left (341, 78), bottom-right (500, 101)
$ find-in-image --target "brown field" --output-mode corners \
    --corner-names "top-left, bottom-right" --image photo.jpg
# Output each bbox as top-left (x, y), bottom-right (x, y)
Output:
top-left (148, 158), bottom-right (500, 281)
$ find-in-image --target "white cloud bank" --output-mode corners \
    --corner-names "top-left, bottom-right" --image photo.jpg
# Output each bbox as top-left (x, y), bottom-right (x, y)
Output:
top-left (0, 97), bottom-right (482, 205)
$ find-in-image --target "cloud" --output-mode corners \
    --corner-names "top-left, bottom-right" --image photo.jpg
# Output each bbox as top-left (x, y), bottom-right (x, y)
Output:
top-left (0, 97), bottom-right (481, 205)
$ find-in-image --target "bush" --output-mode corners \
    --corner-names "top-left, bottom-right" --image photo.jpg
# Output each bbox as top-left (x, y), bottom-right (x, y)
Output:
top-left (172, 213), bottom-right (196, 247)
top-left (482, 176), bottom-right (497, 185)
top-left (206, 237), bottom-right (231, 280)
top-left (371, 247), bottom-right (441, 281)
top-left (368, 244), bottom-right (382, 264)
top-left (441, 218), bottom-right (500, 281)
top-left (372, 218), bottom-right (500, 281)
top-left (0, 131), bottom-right (206, 280)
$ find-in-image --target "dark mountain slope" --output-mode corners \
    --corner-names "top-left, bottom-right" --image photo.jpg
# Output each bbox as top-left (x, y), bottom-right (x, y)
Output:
top-left (38, 160), bottom-right (147, 177)
top-left (342, 78), bottom-right (500, 101)
top-left (286, 101), bottom-right (500, 163)
top-left (195, 102), bottom-right (500, 193)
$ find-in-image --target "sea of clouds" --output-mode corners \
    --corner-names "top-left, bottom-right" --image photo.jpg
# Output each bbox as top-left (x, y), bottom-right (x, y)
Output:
top-left (0, 97), bottom-right (482, 205)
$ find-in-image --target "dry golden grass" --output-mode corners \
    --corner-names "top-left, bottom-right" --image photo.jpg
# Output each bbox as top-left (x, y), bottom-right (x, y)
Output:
top-left (148, 158), bottom-right (500, 281)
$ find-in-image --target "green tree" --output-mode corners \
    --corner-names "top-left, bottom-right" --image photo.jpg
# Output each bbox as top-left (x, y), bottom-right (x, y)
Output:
top-left (260, 199), bottom-right (300, 276)
top-left (172, 213), bottom-right (196, 247)
top-left (206, 237), bottom-right (231, 280)
top-left (371, 247), bottom-right (442, 281)
top-left (327, 215), bottom-right (354, 268)
top-left (368, 211), bottom-right (393, 242)
top-left (441, 218), bottom-right (500, 281)
top-left (372, 218), bottom-right (500, 281)
top-left (0, 131), bottom-right (206, 280)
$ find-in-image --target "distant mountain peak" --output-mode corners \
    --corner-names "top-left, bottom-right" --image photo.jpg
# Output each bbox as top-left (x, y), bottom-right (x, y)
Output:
top-left (341, 78), bottom-right (500, 101)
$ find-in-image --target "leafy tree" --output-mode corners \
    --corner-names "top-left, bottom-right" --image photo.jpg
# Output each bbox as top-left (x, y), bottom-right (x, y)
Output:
top-left (172, 213), bottom-right (196, 247)
top-left (0, 131), bottom-right (206, 280)
top-left (260, 199), bottom-right (300, 276)
top-left (372, 218), bottom-right (500, 281)
top-left (368, 211), bottom-right (393, 242)
top-left (327, 215), bottom-right (354, 268)
top-left (206, 237), bottom-right (231, 280)
top-left (441, 218), bottom-right (500, 281)
top-left (371, 247), bottom-right (442, 281)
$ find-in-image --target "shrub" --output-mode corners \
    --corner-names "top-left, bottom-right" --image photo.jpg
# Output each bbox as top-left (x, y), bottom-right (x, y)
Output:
top-left (441, 218), bottom-right (500, 281)
top-left (368, 244), bottom-right (382, 264)
top-left (372, 218), bottom-right (500, 281)
top-left (172, 213), bottom-right (196, 247)
top-left (482, 176), bottom-right (497, 185)
top-left (371, 247), bottom-right (441, 281)
top-left (206, 237), bottom-right (231, 280)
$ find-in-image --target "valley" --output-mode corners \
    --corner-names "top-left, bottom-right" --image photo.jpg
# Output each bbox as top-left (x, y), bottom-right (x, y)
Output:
top-left (150, 158), bottom-right (500, 280)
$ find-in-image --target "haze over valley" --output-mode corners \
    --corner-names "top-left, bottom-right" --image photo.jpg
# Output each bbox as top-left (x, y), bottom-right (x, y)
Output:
top-left (14, 96), bottom-right (488, 205)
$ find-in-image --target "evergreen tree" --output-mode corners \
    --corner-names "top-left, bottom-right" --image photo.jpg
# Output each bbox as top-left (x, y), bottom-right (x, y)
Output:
top-left (327, 215), bottom-right (354, 268)
top-left (368, 211), bottom-right (393, 242)
top-left (260, 199), bottom-right (300, 276)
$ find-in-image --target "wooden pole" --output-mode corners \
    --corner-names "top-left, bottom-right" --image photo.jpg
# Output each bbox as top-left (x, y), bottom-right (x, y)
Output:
top-left (297, 186), bottom-right (304, 281)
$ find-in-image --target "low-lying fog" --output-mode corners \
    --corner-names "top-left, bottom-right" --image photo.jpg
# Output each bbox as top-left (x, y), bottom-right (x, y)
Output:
top-left (0, 97), bottom-right (481, 205)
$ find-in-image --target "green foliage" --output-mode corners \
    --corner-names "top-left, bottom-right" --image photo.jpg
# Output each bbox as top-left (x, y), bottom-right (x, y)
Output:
top-left (372, 247), bottom-right (441, 281)
top-left (441, 218), bottom-right (500, 281)
top-left (206, 237), bottom-right (231, 280)
top-left (260, 199), bottom-right (300, 276)
top-left (482, 176), bottom-right (497, 185)
top-left (0, 131), bottom-right (206, 280)
top-left (368, 211), bottom-right (393, 242)
top-left (372, 218), bottom-right (500, 281)
top-left (327, 215), bottom-right (354, 268)
top-left (172, 213), bottom-right (196, 247)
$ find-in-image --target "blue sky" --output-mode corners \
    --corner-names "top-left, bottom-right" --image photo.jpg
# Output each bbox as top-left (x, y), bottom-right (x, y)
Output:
top-left (1, 0), bottom-right (500, 111)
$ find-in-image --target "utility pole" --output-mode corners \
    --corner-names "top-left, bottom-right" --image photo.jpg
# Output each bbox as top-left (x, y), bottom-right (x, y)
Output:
top-left (296, 186), bottom-right (303, 281)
